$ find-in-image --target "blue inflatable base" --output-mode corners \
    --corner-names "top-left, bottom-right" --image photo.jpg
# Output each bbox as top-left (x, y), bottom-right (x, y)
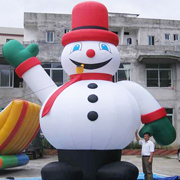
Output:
top-left (1, 173), bottom-right (180, 180)
top-left (138, 173), bottom-right (180, 180)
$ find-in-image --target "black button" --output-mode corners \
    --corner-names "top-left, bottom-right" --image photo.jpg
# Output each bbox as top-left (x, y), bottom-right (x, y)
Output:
top-left (87, 111), bottom-right (98, 121)
top-left (88, 83), bottom-right (98, 89)
top-left (88, 94), bottom-right (98, 103)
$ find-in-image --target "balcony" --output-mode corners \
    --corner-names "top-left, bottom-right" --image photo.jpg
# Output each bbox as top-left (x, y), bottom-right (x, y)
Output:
top-left (117, 45), bottom-right (180, 62)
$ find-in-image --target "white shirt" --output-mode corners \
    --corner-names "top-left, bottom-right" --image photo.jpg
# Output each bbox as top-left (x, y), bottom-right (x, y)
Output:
top-left (139, 139), bottom-right (155, 156)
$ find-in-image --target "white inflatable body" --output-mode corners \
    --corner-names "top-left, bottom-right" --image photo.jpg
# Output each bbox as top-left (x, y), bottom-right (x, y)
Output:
top-left (40, 80), bottom-right (140, 150)
top-left (21, 41), bottom-right (162, 150)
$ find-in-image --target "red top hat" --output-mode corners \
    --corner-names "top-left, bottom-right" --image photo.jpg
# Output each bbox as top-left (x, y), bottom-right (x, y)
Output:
top-left (62, 1), bottom-right (119, 46)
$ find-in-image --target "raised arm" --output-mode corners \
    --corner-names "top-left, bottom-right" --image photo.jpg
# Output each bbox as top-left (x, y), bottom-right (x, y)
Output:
top-left (135, 130), bottom-right (140, 141)
top-left (3, 40), bottom-right (57, 103)
top-left (118, 80), bottom-right (176, 146)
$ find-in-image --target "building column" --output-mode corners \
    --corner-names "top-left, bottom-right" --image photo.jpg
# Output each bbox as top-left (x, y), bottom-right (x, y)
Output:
top-left (120, 27), bottom-right (124, 45)
top-left (137, 28), bottom-right (141, 45)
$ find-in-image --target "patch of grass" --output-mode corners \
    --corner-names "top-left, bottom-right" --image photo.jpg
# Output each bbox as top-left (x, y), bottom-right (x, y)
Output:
top-left (125, 141), bottom-right (173, 149)
top-left (42, 138), bottom-right (55, 149)
top-left (125, 141), bottom-right (141, 149)
top-left (155, 143), bottom-right (173, 149)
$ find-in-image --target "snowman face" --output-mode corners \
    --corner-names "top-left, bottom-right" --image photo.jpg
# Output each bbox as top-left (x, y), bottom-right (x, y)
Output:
top-left (61, 41), bottom-right (120, 75)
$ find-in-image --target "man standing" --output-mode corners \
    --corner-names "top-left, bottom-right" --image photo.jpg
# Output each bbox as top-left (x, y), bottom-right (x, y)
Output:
top-left (135, 130), bottom-right (155, 180)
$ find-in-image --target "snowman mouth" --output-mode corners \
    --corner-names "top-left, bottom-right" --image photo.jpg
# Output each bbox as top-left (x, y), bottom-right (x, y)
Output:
top-left (70, 58), bottom-right (112, 69)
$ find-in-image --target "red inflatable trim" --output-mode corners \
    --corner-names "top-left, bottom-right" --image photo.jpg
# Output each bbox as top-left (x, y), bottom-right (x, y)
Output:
top-left (62, 29), bottom-right (119, 46)
top-left (72, 1), bottom-right (108, 30)
top-left (15, 57), bottom-right (41, 78)
top-left (42, 74), bottom-right (82, 117)
top-left (0, 100), bottom-right (28, 153)
top-left (42, 73), bottom-right (113, 117)
top-left (70, 73), bottom-right (113, 81)
top-left (141, 107), bottom-right (167, 124)
top-left (0, 158), bottom-right (3, 169)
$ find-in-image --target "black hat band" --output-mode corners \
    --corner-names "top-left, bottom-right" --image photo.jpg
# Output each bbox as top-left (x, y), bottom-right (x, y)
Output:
top-left (72, 26), bottom-right (108, 31)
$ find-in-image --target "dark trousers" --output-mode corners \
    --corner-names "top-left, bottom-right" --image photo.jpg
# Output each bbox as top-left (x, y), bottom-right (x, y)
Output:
top-left (142, 156), bottom-right (153, 180)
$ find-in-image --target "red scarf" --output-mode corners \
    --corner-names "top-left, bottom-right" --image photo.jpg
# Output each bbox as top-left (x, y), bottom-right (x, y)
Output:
top-left (42, 73), bottom-right (113, 117)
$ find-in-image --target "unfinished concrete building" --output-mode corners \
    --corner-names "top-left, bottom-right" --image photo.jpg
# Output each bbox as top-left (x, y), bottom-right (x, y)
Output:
top-left (0, 12), bottom-right (180, 147)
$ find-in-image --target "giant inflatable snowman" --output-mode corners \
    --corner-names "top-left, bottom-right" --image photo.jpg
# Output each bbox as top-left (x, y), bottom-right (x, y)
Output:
top-left (3, 1), bottom-right (176, 180)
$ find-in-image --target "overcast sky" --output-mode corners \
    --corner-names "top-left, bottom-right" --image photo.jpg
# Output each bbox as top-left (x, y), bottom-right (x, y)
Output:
top-left (1, 0), bottom-right (180, 28)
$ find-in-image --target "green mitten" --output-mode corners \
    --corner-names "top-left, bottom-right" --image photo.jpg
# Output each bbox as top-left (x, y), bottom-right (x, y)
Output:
top-left (2, 40), bottom-right (39, 68)
top-left (139, 117), bottom-right (176, 145)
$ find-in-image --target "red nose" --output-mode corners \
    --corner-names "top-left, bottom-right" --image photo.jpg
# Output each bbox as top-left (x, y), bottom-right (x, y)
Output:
top-left (86, 49), bottom-right (95, 58)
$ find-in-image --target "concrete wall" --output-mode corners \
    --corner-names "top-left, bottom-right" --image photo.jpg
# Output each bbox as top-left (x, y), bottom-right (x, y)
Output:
top-left (24, 25), bottom-right (38, 42)
top-left (109, 15), bottom-right (180, 47)
top-left (139, 28), bottom-right (180, 46)
top-left (123, 29), bottom-right (138, 45)
top-left (0, 85), bottom-right (41, 108)
top-left (0, 27), bottom-right (24, 44)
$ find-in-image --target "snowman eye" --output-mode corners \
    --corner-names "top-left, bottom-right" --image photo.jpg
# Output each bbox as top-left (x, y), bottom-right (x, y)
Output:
top-left (71, 43), bottom-right (82, 53)
top-left (99, 43), bottom-right (111, 52)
